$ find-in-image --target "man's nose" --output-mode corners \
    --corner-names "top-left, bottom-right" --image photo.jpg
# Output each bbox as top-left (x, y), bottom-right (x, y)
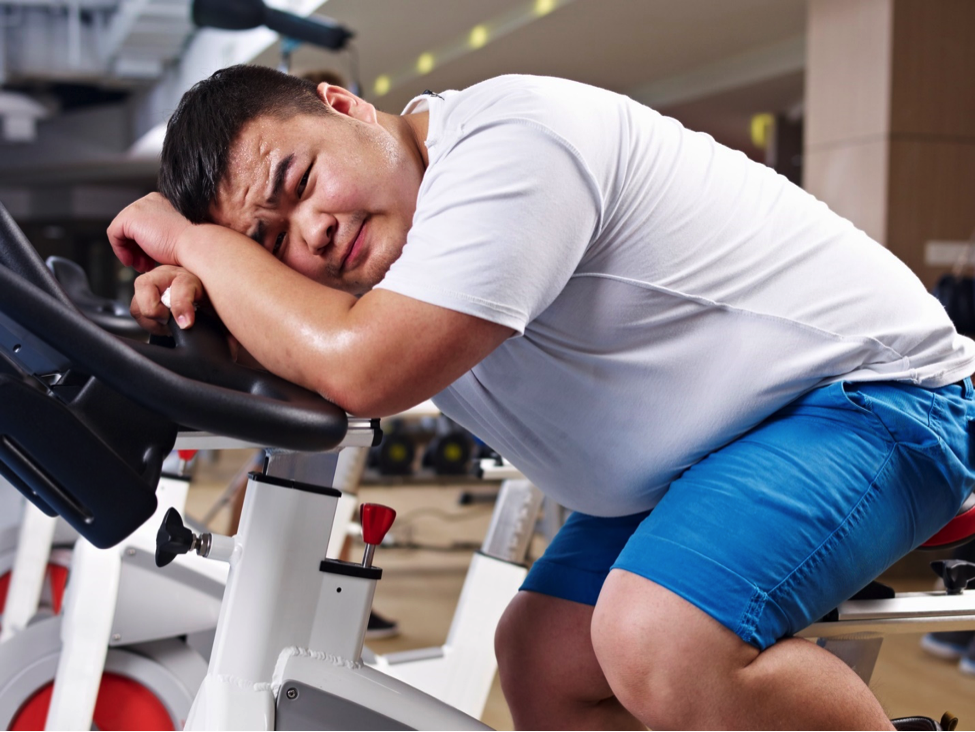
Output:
top-left (295, 208), bottom-right (336, 255)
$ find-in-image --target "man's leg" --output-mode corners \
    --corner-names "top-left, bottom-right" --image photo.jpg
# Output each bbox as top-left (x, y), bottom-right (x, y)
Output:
top-left (586, 380), bottom-right (974, 730)
top-left (592, 570), bottom-right (891, 730)
top-left (496, 590), bottom-right (642, 730)
top-left (494, 509), bottom-right (652, 730)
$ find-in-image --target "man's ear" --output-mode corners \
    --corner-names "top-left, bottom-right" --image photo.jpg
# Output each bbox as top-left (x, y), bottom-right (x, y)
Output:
top-left (316, 83), bottom-right (378, 125)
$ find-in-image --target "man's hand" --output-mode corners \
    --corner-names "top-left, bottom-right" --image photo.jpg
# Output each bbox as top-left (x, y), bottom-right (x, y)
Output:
top-left (107, 192), bottom-right (194, 272)
top-left (132, 265), bottom-right (205, 334)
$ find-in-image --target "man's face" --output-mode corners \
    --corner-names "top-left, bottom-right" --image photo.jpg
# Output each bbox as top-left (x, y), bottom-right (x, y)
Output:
top-left (210, 108), bottom-right (421, 295)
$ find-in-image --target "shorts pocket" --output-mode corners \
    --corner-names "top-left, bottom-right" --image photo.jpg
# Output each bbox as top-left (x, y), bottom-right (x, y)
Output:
top-left (835, 382), bottom-right (892, 442)
top-left (839, 382), bottom-right (873, 415)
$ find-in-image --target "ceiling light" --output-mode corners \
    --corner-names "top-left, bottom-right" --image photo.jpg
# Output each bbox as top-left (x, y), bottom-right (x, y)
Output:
top-left (370, 0), bottom-right (577, 99)
top-left (374, 75), bottom-right (391, 96)
top-left (469, 25), bottom-right (489, 49)
top-left (535, 0), bottom-right (556, 16)
top-left (417, 53), bottom-right (435, 75)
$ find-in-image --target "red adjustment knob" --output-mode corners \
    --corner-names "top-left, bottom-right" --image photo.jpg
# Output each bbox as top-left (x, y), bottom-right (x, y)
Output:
top-left (360, 503), bottom-right (396, 546)
top-left (177, 450), bottom-right (198, 462)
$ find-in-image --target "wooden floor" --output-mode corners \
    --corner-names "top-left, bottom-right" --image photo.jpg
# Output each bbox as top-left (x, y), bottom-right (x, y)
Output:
top-left (188, 451), bottom-right (975, 730)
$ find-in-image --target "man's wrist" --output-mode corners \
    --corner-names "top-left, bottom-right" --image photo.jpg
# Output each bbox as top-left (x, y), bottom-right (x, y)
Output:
top-left (173, 221), bottom-right (217, 270)
top-left (172, 220), bottom-right (197, 269)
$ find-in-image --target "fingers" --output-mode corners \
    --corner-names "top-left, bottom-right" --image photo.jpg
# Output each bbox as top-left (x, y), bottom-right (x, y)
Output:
top-left (131, 266), bottom-right (205, 333)
top-left (107, 192), bottom-right (188, 272)
top-left (107, 229), bottom-right (155, 273)
top-left (226, 333), bottom-right (241, 362)
top-left (132, 272), bottom-right (170, 330)
top-left (167, 272), bottom-right (204, 330)
top-left (108, 201), bottom-right (155, 273)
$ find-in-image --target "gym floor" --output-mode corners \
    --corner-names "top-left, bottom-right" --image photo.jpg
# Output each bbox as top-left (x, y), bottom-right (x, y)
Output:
top-left (187, 451), bottom-right (975, 731)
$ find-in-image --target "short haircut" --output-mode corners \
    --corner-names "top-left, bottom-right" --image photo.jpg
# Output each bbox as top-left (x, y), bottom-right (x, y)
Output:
top-left (159, 64), bottom-right (330, 224)
top-left (298, 68), bottom-right (347, 88)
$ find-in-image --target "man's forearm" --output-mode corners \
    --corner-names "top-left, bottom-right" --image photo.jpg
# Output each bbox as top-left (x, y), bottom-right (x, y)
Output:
top-left (175, 223), bottom-right (359, 403)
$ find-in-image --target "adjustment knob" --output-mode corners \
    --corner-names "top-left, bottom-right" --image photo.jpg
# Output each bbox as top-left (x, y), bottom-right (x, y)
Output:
top-left (360, 503), bottom-right (396, 567)
top-left (931, 559), bottom-right (975, 594)
top-left (175, 449), bottom-right (198, 477)
top-left (155, 507), bottom-right (197, 567)
top-left (361, 503), bottom-right (396, 545)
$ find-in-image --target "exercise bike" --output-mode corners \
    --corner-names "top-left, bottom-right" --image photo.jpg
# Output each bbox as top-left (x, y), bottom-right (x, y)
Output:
top-left (0, 256), bottom-right (228, 728)
top-left (0, 366), bottom-right (533, 727)
top-left (0, 255), bottom-right (161, 648)
top-left (0, 203), bottom-right (540, 729)
top-left (44, 258), bottom-right (538, 722)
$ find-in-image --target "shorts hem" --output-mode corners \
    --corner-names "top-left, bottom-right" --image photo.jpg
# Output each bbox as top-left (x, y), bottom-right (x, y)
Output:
top-left (612, 534), bottom-right (770, 649)
top-left (520, 558), bottom-right (607, 607)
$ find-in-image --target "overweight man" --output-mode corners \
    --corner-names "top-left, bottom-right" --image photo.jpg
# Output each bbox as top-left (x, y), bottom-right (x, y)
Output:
top-left (108, 65), bottom-right (975, 730)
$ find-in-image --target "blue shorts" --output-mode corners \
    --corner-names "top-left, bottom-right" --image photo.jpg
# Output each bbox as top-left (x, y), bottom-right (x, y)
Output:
top-left (522, 379), bottom-right (975, 650)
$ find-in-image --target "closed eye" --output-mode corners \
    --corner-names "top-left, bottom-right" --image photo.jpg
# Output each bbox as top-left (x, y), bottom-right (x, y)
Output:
top-left (272, 231), bottom-right (286, 257)
top-left (297, 165), bottom-right (311, 198)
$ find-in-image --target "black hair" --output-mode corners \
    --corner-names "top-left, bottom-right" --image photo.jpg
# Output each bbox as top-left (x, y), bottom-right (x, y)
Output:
top-left (159, 64), bottom-right (330, 223)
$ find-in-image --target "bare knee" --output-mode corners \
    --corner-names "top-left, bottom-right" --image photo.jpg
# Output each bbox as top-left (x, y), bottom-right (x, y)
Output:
top-left (591, 570), bottom-right (756, 729)
top-left (590, 592), bottom-right (677, 728)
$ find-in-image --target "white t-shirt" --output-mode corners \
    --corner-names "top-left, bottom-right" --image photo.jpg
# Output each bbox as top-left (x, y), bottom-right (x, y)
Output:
top-left (376, 75), bottom-right (975, 517)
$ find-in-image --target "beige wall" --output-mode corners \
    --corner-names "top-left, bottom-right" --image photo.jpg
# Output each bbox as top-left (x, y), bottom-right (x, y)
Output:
top-left (804, 0), bottom-right (975, 287)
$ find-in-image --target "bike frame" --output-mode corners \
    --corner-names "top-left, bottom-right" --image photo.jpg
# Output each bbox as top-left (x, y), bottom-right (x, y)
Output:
top-left (45, 464), bottom-right (227, 730)
top-left (183, 441), bottom-right (490, 730)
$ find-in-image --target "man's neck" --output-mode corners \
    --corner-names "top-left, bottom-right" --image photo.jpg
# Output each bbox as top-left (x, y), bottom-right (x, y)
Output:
top-left (381, 110), bottom-right (429, 172)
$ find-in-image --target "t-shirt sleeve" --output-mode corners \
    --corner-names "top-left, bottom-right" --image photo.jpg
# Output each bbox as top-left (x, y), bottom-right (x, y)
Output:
top-left (375, 120), bottom-right (601, 334)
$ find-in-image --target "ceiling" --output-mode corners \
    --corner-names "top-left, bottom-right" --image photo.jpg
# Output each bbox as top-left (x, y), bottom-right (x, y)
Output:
top-left (0, 0), bottom-right (808, 196)
top-left (260, 0), bottom-right (808, 147)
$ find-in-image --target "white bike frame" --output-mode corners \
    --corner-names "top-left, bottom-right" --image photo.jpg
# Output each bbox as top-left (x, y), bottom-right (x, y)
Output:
top-left (369, 478), bottom-right (541, 718)
top-left (0, 502), bottom-right (57, 644)
top-left (44, 465), bottom-right (227, 731)
top-left (801, 587), bottom-right (975, 684)
top-left (183, 433), bottom-right (497, 730)
top-left (5, 415), bottom-right (536, 730)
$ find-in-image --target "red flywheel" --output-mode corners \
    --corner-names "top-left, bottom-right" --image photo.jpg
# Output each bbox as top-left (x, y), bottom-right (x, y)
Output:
top-left (10, 673), bottom-right (173, 731)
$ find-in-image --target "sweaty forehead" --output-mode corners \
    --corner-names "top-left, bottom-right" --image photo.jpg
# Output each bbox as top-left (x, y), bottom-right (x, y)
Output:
top-left (210, 120), bottom-right (275, 231)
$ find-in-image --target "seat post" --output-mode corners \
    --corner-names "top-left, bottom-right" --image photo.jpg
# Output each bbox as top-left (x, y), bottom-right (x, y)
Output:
top-left (206, 452), bottom-right (341, 682)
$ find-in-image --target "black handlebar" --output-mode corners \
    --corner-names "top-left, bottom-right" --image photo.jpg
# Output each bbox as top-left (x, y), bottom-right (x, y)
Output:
top-left (0, 251), bottom-right (347, 451)
top-left (0, 201), bottom-right (350, 547)
top-left (46, 257), bottom-right (146, 340)
top-left (0, 206), bottom-right (74, 309)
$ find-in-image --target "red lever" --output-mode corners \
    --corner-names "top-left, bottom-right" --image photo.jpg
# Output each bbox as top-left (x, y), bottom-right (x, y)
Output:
top-left (360, 503), bottom-right (396, 546)
top-left (177, 450), bottom-right (198, 462)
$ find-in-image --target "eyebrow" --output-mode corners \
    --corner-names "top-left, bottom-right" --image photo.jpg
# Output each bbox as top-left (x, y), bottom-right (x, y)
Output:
top-left (267, 153), bottom-right (295, 207)
top-left (246, 153), bottom-right (295, 245)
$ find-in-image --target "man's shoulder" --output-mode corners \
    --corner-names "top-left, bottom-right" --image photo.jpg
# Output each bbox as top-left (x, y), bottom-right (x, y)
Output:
top-left (439, 75), bottom-right (630, 131)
